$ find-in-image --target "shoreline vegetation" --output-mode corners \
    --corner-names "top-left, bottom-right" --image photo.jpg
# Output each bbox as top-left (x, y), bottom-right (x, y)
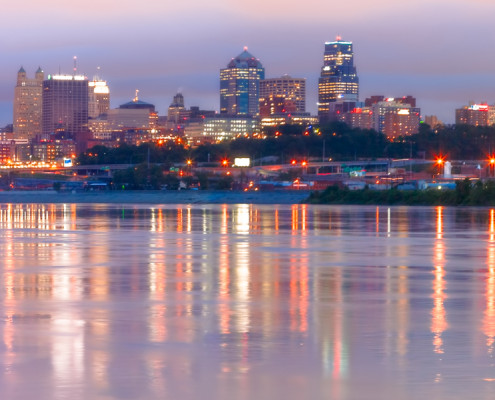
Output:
top-left (305, 179), bottom-right (495, 206)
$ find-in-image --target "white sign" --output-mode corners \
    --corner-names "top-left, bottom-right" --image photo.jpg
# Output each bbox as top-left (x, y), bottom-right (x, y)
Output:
top-left (234, 158), bottom-right (250, 167)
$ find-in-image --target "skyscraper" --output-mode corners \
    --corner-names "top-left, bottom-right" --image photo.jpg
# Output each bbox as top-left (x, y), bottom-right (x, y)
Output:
top-left (220, 47), bottom-right (265, 116)
top-left (168, 93), bottom-right (185, 124)
top-left (13, 67), bottom-right (44, 140)
top-left (260, 75), bottom-right (306, 113)
top-left (318, 37), bottom-right (359, 121)
top-left (88, 79), bottom-right (110, 118)
top-left (42, 74), bottom-right (89, 137)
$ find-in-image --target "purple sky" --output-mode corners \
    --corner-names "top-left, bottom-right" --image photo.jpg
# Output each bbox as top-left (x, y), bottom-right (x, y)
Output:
top-left (1, 0), bottom-right (495, 126)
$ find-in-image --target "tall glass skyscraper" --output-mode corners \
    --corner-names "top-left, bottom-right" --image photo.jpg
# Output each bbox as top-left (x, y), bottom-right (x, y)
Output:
top-left (220, 48), bottom-right (265, 116)
top-left (318, 37), bottom-right (359, 120)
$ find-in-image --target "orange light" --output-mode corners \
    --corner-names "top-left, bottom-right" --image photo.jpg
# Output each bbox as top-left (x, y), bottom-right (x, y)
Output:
top-left (490, 158), bottom-right (495, 165)
top-left (186, 159), bottom-right (192, 165)
top-left (222, 159), bottom-right (228, 167)
top-left (301, 161), bottom-right (307, 167)
top-left (291, 159), bottom-right (297, 165)
top-left (436, 158), bottom-right (444, 165)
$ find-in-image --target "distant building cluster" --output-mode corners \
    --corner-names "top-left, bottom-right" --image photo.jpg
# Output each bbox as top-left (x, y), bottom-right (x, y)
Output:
top-left (6, 37), bottom-right (491, 165)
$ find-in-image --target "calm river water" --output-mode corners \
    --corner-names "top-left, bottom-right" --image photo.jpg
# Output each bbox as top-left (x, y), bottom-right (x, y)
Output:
top-left (0, 203), bottom-right (495, 399)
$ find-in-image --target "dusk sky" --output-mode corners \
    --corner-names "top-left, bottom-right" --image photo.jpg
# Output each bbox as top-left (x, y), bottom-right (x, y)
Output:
top-left (1, 0), bottom-right (494, 126)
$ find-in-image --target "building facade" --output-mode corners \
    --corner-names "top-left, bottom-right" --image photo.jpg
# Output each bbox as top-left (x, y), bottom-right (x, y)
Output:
top-left (455, 104), bottom-right (489, 126)
top-left (13, 67), bottom-right (44, 140)
top-left (42, 74), bottom-right (89, 137)
top-left (259, 75), bottom-right (306, 113)
top-left (220, 48), bottom-right (265, 116)
top-left (88, 79), bottom-right (110, 118)
top-left (167, 93), bottom-right (185, 125)
top-left (318, 37), bottom-right (359, 121)
top-left (369, 97), bottom-right (420, 138)
top-left (185, 116), bottom-right (260, 143)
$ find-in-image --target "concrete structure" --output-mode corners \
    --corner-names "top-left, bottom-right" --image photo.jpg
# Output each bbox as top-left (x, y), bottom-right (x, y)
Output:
top-left (260, 75), bottom-right (306, 113)
top-left (220, 47), bottom-right (265, 116)
top-left (13, 67), bottom-right (44, 140)
top-left (42, 74), bottom-right (89, 137)
top-left (318, 37), bottom-right (359, 121)
top-left (107, 94), bottom-right (157, 130)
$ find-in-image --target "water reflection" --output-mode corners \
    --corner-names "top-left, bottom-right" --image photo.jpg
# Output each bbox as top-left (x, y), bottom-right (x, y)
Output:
top-left (484, 209), bottom-right (495, 352)
top-left (0, 204), bottom-right (495, 398)
top-left (432, 206), bottom-right (448, 355)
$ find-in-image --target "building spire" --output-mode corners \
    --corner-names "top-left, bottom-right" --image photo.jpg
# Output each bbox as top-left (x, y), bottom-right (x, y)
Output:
top-left (134, 89), bottom-right (139, 102)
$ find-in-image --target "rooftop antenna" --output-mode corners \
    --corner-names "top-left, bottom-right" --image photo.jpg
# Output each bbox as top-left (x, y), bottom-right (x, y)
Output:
top-left (73, 56), bottom-right (77, 76)
top-left (134, 89), bottom-right (139, 102)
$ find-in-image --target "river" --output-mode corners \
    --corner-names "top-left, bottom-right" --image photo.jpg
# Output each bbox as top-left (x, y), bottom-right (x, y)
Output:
top-left (0, 203), bottom-right (494, 399)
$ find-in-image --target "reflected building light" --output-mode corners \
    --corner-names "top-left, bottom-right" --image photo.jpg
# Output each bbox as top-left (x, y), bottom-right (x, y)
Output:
top-left (150, 208), bottom-right (156, 232)
top-left (376, 207), bottom-right (380, 234)
top-left (235, 235), bottom-right (251, 332)
top-left (51, 317), bottom-right (85, 394)
top-left (431, 210), bottom-right (447, 354)
top-left (219, 216), bottom-right (231, 334)
top-left (274, 208), bottom-right (279, 233)
top-left (187, 207), bottom-right (192, 232)
top-left (301, 204), bottom-right (307, 233)
top-left (483, 209), bottom-right (495, 351)
top-left (235, 205), bottom-right (250, 234)
top-left (436, 206), bottom-right (443, 239)
top-left (149, 304), bottom-right (168, 343)
top-left (292, 204), bottom-right (298, 232)
top-left (157, 208), bottom-right (163, 232)
top-left (221, 205), bottom-right (228, 234)
top-left (177, 208), bottom-right (183, 232)
top-left (387, 207), bottom-right (391, 237)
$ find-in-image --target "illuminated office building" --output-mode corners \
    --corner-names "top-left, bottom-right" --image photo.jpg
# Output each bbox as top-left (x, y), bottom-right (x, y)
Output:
top-left (13, 67), bottom-right (44, 140)
top-left (260, 75), bottom-right (306, 113)
top-left (455, 104), bottom-right (490, 126)
top-left (42, 74), bottom-right (89, 137)
top-left (220, 47), bottom-right (265, 116)
top-left (88, 79), bottom-right (110, 118)
top-left (167, 93), bottom-right (185, 124)
top-left (318, 37), bottom-right (359, 121)
top-left (369, 97), bottom-right (420, 139)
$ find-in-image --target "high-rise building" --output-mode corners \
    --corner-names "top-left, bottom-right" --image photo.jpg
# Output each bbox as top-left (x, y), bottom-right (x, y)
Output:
top-left (341, 96), bottom-right (420, 138)
top-left (88, 79), bottom-right (110, 118)
top-left (13, 67), bottom-right (44, 140)
top-left (455, 104), bottom-right (489, 126)
top-left (220, 47), bottom-right (265, 116)
top-left (168, 93), bottom-right (185, 124)
top-left (42, 74), bottom-right (89, 137)
top-left (318, 37), bottom-right (359, 121)
top-left (368, 97), bottom-right (420, 138)
top-left (260, 75), bottom-right (306, 113)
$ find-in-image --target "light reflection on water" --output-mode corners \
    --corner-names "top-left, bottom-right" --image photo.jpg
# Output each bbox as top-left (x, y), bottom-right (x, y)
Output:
top-left (1, 204), bottom-right (495, 399)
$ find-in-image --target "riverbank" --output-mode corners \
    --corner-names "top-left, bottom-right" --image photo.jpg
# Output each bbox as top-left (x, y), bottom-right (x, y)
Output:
top-left (305, 180), bottom-right (495, 206)
top-left (0, 190), bottom-right (312, 204)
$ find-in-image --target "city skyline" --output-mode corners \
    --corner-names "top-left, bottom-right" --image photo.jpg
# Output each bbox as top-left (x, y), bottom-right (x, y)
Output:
top-left (1, 0), bottom-right (495, 126)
